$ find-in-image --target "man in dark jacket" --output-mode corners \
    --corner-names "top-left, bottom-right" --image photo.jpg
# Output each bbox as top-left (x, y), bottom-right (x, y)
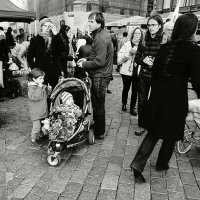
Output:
top-left (77, 11), bottom-right (114, 139)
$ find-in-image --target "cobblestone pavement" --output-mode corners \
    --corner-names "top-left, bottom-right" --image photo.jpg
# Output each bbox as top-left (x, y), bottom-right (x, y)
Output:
top-left (0, 73), bottom-right (200, 200)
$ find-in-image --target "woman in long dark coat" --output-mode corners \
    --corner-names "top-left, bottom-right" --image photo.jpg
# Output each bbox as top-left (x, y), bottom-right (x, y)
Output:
top-left (27, 18), bottom-right (65, 88)
top-left (130, 13), bottom-right (200, 184)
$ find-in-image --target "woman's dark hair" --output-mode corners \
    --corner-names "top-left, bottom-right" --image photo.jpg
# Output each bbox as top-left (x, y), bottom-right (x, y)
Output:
top-left (59, 25), bottom-right (71, 35)
top-left (146, 14), bottom-right (163, 40)
top-left (7, 27), bottom-right (12, 32)
top-left (171, 13), bottom-right (198, 41)
top-left (88, 11), bottom-right (105, 29)
top-left (130, 27), bottom-right (143, 42)
top-left (162, 13), bottom-right (198, 78)
top-left (28, 68), bottom-right (45, 82)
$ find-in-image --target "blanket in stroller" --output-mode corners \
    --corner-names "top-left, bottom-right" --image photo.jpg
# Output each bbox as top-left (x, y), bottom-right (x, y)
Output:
top-left (47, 104), bottom-right (82, 140)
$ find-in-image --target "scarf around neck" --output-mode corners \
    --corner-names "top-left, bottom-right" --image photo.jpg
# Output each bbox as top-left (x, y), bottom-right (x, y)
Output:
top-left (39, 32), bottom-right (52, 51)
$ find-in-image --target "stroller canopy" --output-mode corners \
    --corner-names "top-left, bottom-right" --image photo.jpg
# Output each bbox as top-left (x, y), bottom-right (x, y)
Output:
top-left (50, 78), bottom-right (90, 101)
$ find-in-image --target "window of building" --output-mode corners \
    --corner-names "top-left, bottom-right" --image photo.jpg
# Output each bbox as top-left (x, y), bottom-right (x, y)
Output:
top-left (182, 0), bottom-right (195, 6)
top-left (86, 2), bottom-right (92, 11)
top-left (129, 9), bottom-right (133, 15)
top-left (120, 8), bottom-right (124, 15)
top-left (163, 0), bottom-right (171, 9)
top-left (99, 5), bottom-right (105, 13)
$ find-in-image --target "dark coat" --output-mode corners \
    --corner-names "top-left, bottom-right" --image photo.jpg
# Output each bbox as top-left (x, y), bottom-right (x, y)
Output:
top-left (0, 39), bottom-right (10, 62)
top-left (145, 41), bottom-right (200, 141)
top-left (27, 34), bottom-right (65, 88)
top-left (58, 33), bottom-right (71, 77)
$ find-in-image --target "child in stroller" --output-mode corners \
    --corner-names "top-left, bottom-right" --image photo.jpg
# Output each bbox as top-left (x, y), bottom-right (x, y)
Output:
top-left (49, 91), bottom-right (84, 140)
top-left (43, 77), bottom-right (95, 166)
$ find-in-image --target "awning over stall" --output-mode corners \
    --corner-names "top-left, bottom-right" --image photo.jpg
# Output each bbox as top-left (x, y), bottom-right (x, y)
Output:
top-left (105, 15), bottom-right (147, 27)
top-left (0, 0), bottom-right (36, 23)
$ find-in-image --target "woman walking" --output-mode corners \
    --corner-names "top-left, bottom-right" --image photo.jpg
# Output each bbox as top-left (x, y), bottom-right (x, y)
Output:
top-left (118, 27), bottom-right (143, 115)
top-left (130, 13), bottom-right (200, 184)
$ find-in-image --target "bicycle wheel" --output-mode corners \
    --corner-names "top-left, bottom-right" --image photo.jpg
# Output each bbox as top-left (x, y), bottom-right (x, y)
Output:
top-left (177, 130), bottom-right (192, 154)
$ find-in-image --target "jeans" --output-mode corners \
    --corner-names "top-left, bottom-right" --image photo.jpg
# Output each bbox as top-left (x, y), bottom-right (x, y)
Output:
top-left (130, 132), bottom-right (176, 172)
top-left (91, 77), bottom-right (110, 136)
top-left (137, 75), bottom-right (152, 128)
top-left (121, 74), bottom-right (138, 111)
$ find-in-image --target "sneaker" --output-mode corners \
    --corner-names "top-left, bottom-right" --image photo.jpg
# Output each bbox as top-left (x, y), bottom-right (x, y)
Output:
top-left (134, 128), bottom-right (146, 136)
top-left (31, 140), bottom-right (42, 146)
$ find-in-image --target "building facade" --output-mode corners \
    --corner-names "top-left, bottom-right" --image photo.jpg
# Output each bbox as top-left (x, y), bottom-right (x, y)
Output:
top-left (155, 0), bottom-right (200, 14)
top-left (27, 0), bottom-right (149, 19)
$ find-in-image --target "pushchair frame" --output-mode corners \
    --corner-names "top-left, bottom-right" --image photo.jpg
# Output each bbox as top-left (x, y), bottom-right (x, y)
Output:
top-left (46, 77), bottom-right (95, 166)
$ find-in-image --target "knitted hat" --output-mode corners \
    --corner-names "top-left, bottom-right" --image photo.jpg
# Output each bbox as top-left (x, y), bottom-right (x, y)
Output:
top-left (40, 18), bottom-right (52, 28)
top-left (61, 92), bottom-right (73, 103)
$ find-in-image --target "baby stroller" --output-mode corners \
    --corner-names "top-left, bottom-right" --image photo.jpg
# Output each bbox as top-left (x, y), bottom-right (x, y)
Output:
top-left (46, 76), bottom-right (95, 166)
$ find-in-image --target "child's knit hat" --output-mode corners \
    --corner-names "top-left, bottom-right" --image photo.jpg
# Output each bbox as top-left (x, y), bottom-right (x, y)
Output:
top-left (61, 92), bottom-right (72, 103)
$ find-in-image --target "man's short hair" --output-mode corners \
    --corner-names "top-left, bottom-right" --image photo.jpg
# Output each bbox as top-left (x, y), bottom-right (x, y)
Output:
top-left (88, 11), bottom-right (105, 29)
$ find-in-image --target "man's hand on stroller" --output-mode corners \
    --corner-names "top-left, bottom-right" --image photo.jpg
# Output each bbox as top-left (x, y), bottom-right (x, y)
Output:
top-left (77, 58), bottom-right (86, 68)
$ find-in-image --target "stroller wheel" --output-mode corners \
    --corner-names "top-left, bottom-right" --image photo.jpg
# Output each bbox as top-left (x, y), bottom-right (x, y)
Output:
top-left (47, 154), bottom-right (61, 166)
top-left (88, 129), bottom-right (95, 145)
top-left (177, 130), bottom-right (192, 154)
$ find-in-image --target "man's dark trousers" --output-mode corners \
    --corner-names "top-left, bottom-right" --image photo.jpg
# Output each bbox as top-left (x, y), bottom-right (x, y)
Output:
top-left (91, 77), bottom-right (110, 137)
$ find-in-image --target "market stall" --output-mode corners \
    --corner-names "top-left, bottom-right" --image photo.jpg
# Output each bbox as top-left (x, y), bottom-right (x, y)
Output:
top-left (0, 0), bottom-right (36, 23)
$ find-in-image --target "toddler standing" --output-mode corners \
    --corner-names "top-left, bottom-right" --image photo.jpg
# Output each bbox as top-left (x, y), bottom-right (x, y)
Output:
top-left (28, 68), bottom-right (52, 144)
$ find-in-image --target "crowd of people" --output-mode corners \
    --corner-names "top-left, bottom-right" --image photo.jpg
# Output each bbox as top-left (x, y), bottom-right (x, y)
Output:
top-left (1, 11), bottom-right (200, 185)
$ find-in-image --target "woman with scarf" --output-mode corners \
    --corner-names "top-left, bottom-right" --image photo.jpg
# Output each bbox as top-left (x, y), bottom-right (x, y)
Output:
top-left (27, 18), bottom-right (65, 88)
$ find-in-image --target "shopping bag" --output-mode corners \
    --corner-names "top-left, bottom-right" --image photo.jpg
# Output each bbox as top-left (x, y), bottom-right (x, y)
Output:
top-left (0, 61), bottom-right (4, 88)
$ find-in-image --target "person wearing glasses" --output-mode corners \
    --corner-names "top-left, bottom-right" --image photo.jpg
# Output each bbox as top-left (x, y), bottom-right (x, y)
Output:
top-left (134, 14), bottom-right (163, 136)
top-left (130, 13), bottom-right (200, 184)
top-left (118, 27), bottom-right (143, 116)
